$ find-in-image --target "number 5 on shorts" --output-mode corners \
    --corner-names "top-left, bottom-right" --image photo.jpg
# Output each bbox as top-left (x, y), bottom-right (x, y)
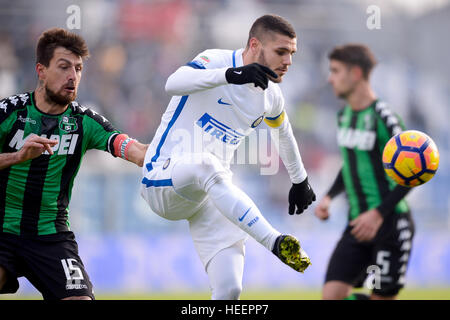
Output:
top-left (61, 258), bottom-right (84, 281)
top-left (376, 250), bottom-right (391, 275)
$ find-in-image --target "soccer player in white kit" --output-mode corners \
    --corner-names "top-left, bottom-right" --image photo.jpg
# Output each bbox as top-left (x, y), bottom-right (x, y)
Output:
top-left (141, 15), bottom-right (316, 299)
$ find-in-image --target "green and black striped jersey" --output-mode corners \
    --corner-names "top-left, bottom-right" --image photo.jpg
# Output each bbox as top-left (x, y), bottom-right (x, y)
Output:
top-left (0, 92), bottom-right (120, 236)
top-left (334, 100), bottom-right (409, 220)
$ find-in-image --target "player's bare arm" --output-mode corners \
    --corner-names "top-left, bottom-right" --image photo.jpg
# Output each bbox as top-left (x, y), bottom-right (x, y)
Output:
top-left (124, 140), bottom-right (148, 167)
top-left (0, 134), bottom-right (58, 170)
top-left (112, 133), bottom-right (148, 167)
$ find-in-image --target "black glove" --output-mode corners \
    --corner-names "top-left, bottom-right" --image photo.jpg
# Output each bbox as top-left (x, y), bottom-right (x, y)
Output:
top-left (288, 177), bottom-right (316, 215)
top-left (225, 63), bottom-right (278, 90)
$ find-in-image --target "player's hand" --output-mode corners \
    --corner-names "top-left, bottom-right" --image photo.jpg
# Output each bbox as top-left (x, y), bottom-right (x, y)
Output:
top-left (315, 195), bottom-right (331, 220)
top-left (349, 209), bottom-right (384, 242)
top-left (225, 63), bottom-right (278, 90)
top-left (288, 177), bottom-right (316, 215)
top-left (16, 134), bottom-right (58, 162)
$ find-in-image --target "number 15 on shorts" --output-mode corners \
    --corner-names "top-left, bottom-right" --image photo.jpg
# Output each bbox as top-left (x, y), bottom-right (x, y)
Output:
top-left (61, 258), bottom-right (84, 281)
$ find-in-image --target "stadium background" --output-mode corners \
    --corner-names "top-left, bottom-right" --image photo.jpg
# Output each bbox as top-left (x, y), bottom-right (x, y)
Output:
top-left (0, 0), bottom-right (449, 299)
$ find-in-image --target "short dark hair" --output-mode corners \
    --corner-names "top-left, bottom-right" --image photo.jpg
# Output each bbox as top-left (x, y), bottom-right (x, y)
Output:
top-left (247, 14), bottom-right (296, 46)
top-left (328, 44), bottom-right (377, 79)
top-left (36, 28), bottom-right (89, 66)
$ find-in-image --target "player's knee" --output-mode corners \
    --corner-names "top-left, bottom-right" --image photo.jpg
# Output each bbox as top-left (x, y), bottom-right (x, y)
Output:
top-left (213, 282), bottom-right (242, 300)
top-left (322, 281), bottom-right (352, 300)
top-left (322, 289), bottom-right (339, 300)
top-left (196, 153), bottom-right (225, 176)
top-left (225, 283), bottom-right (242, 300)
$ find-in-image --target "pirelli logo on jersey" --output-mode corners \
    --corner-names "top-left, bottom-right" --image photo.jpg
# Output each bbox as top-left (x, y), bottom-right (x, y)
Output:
top-left (9, 129), bottom-right (79, 155)
top-left (196, 113), bottom-right (244, 145)
top-left (337, 128), bottom-right (376, 150)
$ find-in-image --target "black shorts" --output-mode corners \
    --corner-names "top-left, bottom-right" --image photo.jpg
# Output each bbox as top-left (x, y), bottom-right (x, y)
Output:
top-left (325, 212), bottom-right (415, 297)
top-left (0, 231), bottom-right (94, 300)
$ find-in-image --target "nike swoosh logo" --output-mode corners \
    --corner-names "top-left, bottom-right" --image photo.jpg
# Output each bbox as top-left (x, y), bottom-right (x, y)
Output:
top-left (238, 207), bottom-right (251, 222)
top-left (217, 98), bottom-right (232, 106)
top-left (233, 70), bottom-right (242, 75)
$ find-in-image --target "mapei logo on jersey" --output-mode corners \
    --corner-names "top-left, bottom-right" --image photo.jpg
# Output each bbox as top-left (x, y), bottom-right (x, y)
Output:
top-left (59, 116), bottom-right (78, 133)
top-left (9, 129), bottom-right (79, 155)
top-left (196, 113), bottom-right (244, 145)
top-left (337, 128), bottom-right (376, 150)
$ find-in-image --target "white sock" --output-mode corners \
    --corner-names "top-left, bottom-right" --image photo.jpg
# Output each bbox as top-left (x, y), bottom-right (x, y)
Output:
top-left (206, 178), bottom-right (281, 251)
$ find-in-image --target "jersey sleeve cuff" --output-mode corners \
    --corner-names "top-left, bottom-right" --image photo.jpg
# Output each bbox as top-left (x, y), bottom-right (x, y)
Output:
top-left (107, 132), bottom-right (120, 156)
top-left (264, 111), bottom-right (285, 128)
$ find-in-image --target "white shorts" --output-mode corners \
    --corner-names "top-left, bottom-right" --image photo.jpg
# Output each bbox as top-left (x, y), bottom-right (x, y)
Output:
top-left (140, 155), bottom-right (248, 267)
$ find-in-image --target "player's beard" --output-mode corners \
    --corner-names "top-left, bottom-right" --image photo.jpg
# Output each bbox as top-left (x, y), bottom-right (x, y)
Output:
top-left (257, 50), bottom-right (282, 83)
top-left (45, 85), bottom-right (76, 107)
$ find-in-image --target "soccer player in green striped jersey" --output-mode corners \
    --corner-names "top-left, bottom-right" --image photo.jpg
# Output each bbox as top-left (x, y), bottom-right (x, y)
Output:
top-left (0, 28), bottom-right (148, 300)
top-left (315, 44), bottom-right (415, 300)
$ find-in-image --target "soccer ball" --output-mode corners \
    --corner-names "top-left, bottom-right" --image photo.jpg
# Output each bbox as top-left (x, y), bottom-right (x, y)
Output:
top-left (382, 130), bottom-right (439, 187)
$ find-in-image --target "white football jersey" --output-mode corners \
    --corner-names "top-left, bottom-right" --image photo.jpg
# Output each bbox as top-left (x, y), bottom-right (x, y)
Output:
top-left (144, 48), bottom-right (286, 169)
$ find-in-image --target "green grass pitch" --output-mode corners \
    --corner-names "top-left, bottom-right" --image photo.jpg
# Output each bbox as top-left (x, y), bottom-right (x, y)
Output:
top-left (95, 288), bottom-right (450, 300)
top-left (1, 288), bottom-right (449, 300)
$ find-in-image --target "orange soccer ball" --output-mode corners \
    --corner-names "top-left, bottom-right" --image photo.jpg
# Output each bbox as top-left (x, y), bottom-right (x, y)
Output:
top-left (382, 130), bottom-right (440, 187)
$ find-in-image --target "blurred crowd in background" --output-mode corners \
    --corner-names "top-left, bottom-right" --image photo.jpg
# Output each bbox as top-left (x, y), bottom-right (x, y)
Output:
top-left (0, 0), bottom-right (449, 294)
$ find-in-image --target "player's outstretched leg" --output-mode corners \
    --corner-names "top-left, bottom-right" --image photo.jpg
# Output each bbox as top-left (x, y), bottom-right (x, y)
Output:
top-left (171, 153), bottom-right (312, 272)
top-left (172, 153), bottom-right (281, 251)
top-left (272, 235), bottom-right (311, 273)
